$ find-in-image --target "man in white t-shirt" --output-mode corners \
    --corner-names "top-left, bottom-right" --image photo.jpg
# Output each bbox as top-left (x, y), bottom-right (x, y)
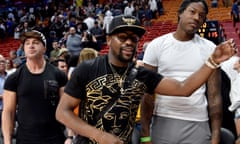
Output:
top-left (103, 10), bottom-right (114, 34)
top-left (141, 0), bottom-right (222, 143)
top-left (124, 1), bottom-right (134, 16)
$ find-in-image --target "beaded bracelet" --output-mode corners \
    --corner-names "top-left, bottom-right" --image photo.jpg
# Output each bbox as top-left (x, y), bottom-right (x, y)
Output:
top-left (140, 136), bottom-right (151, 143)
top-left (205, 59), bottom-right (217, 69)
top-left (205, 56), bottom-right (220, 69)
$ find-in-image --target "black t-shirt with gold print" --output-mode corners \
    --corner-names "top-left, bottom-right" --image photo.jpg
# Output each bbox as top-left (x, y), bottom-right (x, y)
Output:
top-left (65, 55), bottom-right (162, 143)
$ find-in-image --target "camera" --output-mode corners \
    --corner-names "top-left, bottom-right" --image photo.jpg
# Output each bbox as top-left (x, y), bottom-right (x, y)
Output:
top-left (86, 32), bottom-right (93, 41)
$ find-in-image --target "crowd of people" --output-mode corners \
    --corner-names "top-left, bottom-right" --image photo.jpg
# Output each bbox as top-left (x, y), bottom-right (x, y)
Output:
top-left (0, 0), bottom-right (164, 44)
top-left (0, 0), bottom-right (240, 144)
top-left (0, 0), bottom-right (165, 72)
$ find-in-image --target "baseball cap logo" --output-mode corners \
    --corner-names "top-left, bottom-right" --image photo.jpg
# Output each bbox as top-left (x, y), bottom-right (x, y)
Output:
top-left (107, 15), bottom-right (145, 37)
top-left (122, 17), bottom-right (136, 25)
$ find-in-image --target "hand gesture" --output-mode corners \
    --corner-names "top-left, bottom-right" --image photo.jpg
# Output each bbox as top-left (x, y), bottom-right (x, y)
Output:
top-left (211, 39), bottom-right (237, 64)
top-left (97, 132), bottom-right (124, 144)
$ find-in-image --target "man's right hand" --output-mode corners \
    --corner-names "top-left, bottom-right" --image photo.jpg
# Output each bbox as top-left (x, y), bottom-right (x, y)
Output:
top-left (96, 132), bottom-right (124, 144)
top-left (212, 38), bottom-right (237, 64)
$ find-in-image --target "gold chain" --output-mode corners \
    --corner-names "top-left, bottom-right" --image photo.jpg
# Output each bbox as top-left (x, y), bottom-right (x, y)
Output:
top-left (108, 62), bottom-right (129, 95)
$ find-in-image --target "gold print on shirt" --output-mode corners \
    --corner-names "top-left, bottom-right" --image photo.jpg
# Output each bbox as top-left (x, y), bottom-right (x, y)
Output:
top-left (85, 74), bottom-right (146, 143)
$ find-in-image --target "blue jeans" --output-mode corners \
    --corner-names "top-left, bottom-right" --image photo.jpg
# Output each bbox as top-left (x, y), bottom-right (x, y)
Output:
top-left (131, 123), bottom-right (141, 144)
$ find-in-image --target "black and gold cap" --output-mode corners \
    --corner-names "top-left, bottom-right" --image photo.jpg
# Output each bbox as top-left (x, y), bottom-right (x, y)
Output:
top-left (108, 15), bottom-right (146, 37)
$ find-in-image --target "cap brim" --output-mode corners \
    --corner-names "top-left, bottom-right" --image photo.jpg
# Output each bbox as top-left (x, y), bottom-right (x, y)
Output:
top-left (57, 49), bottom-right (68, 57)
top-left (108, 26), bottom-right (146, 37)
top-left (20, 31), bottom-right (47, 46)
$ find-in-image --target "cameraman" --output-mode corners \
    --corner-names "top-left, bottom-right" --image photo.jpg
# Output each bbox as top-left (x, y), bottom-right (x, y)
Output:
top-left (81, 31), bottom-right (98, 51)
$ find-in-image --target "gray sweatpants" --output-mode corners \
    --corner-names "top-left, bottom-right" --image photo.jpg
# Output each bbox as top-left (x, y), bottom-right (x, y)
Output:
top-left (151, 116), bottom-right (211, 144)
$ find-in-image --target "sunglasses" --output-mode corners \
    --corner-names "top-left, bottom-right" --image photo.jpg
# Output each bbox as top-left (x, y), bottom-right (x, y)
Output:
top-left (116, 32), bottom-right (140, 43)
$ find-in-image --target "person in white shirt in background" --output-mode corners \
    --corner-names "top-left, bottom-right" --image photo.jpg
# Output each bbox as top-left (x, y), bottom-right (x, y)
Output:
top-left (103, 10), bottom-right (114, 34)
top-left (148, 0), bottom-right (157, 17)
top-left (221, 55), bottom-right (240, 144)
top-left (84, 12), bottom-right (95, 31)
top-left (124, 1), bottom-right (134, 16)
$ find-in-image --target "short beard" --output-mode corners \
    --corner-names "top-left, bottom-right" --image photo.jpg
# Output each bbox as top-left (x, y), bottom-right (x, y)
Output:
top-left (117, 54), bottom-right (133, 63)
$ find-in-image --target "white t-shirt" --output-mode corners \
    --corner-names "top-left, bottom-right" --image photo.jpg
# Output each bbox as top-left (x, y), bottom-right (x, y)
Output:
top-left (221, 55), bottom-right (240, 111)
top-left (143, 33), bottom-right (216, 121)
top-left (103, 11), bottom-right (113, 34)
top-left (124, 5), bottom-right (134, 16)
top-left (84, 17), bottom-right (95, 31)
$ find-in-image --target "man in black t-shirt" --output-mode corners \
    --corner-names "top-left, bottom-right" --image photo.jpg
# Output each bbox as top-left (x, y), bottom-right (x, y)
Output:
top-left (2, 30), bottom-right (68, 144)
top-left (55, 15), bottom-right (236, 144)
